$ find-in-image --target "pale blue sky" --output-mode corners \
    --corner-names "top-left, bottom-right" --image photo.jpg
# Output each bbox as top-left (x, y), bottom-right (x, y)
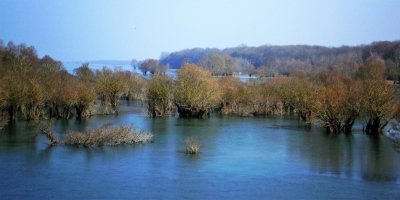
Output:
top-left (0, 0), bottom-right (399, 62)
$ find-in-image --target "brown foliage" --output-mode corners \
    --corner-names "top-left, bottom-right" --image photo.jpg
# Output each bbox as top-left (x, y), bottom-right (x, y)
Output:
top-left (282, 77), bottom-right (319, 123)
top-left (95, 68), bottom-right (127, 115)
top-left (361, 80), bottom-right (396, 134)
top-left (147, 75), bottom-right (174, 117)
top-left (121, 72), bottom-right (146, 101)
top-left (313, 72), bottom-right (361, 133)
top-left (174, 63), bottom-right (221, 118)
top-left (74, 80), bottom-right (97, 118)
top-left (218, 76), bottom-right (284, 116)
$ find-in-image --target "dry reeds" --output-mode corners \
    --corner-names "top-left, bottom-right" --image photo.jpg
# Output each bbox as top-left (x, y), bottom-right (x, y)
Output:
top-left (63, 125), bottom-right (153, 147)
top-left (38, 122), bottom-right (59, 145)
top-left (185, 137), bottom-right (200, 154)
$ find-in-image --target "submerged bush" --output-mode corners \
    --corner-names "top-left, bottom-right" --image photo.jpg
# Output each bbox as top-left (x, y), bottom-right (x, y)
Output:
top-left (38, 122), bottom-right (59, 145)
top-left (64, 125), bottom-right (153, 147)
top-left (185, 137), bottom-right (200, 154)
top-left (39, 123), bottom-right (153, 147)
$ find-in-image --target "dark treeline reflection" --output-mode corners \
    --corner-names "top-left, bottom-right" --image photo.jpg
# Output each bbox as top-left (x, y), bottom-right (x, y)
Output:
top-left (288, 132), bottom-right (400, 182)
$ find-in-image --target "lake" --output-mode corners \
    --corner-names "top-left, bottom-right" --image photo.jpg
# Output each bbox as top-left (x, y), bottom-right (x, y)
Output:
top-left (0, 102), bottom-right (399, 199)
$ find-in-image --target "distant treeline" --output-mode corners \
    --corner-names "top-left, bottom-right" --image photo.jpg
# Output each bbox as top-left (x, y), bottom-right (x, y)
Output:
top-left (160, 41), bottom-right (400, 80)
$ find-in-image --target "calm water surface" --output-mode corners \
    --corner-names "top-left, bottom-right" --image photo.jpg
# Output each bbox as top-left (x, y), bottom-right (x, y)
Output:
top-left (0, 103), bottom-right (399, 199)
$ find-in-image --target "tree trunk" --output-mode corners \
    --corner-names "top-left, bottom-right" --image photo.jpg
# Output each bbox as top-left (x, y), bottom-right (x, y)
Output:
top-left (176, 105), bottom-right (209, 118)
top-left (75, 104), bottom-right (90, 119)
top-left (8, 105), bottom-right (17, 121)
top-left (344, 117), bottom-right (356, 133)
top-left (366, 117), bottom-right (381, 135)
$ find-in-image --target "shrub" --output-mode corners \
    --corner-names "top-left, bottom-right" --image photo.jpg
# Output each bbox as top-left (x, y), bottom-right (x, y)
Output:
top-left (185, 137), bottom-right (200, 154)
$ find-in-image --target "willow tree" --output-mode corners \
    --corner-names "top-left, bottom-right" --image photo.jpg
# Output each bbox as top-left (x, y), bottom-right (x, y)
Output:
top-left (95, 68), bottom-right (126, 115)
top-left (285, 77), bottom-right (320, 124)
top-left (21, 77), bottom-right (46, 120)
top-left (174, 63), bottom-right (221, 118)
top-left (121, 72), bottom-right (146, 101)
top-left (2, 71), bottom-right (28, 120)
top-left (316, 86), bottom-right (343, 133)
top-left (140, 59), bottom-right (168, 75)
top-left (146, 75), bottom-right (174, 117)
top-left (342, 81), bottom-right (363, 133)
top-left (269, 76), bottom-right (295, 113)
top-left (218, 76), bottom-right (256, 116)
top-left (46, 72), bottom-right (78, 119)
top-left (74, 63), bottom-right (95, 84)
top-left (361, 80), bottom-right (397, 134)
top-left (74, 80), bottom-right (97, 119)
top-left (314, 72), bottom-right (362, 133)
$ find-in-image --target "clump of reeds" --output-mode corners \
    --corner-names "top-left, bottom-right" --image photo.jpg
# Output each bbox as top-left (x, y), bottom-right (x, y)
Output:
top-left (38, 122), bottom-right (59, 145)
top-left (63, 125), bottom-right (153, 147)
top-left (185, 137), bottom-right (200, 154)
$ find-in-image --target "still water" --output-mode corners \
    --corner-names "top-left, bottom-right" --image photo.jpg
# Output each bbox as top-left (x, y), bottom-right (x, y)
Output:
top-left (0, 103), bottom-right (399, 199)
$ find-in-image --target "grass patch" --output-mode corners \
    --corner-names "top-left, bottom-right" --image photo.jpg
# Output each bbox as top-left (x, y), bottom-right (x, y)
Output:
top-left (185, 137), bottom-right (200, 154)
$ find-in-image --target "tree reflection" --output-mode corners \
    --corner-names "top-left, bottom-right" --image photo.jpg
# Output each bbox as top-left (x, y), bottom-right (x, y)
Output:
top-left (288, 132), bottom-right (400, 182)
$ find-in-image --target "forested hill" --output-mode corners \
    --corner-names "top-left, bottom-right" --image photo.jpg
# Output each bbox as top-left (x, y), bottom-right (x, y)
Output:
top-left (160, 41), bottom-right (400, 76)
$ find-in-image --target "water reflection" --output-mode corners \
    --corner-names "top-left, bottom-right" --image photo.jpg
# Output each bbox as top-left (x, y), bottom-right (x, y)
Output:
top-left (1, 111), bottom-right (400, 199)
top-left (288, 131), bottom-right (400, 182)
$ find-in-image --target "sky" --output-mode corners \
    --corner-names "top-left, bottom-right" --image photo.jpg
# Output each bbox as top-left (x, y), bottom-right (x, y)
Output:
top-left (0, 0), bottom-right (400, 62)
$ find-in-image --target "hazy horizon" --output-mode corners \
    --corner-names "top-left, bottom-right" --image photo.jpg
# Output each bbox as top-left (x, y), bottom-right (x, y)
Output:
top-left (1, 0), bottom-right (400, 62)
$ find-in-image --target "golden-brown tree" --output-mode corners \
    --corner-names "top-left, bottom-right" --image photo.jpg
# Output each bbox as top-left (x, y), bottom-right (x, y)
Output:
top-left (74, 80), bottom-right (97, 119)
top-left (285, 77), bottom-right (320, 123)
top-left (361, 80), bottom-right (397, 134)
top-left (218, 76), bottom-right (255, 116)
top-left (313, 72), bottom-right (362, 133)
top-left (95, 67), bottom-right (127, 115)
top-left (146, 75), bottom-right (174, 117)
top-left (121, 72), bottom-right (146, 101)
top-left (174, 63), bottom-right (221, 118)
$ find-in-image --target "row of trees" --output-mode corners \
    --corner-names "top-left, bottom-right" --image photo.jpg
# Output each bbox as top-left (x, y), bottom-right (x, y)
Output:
top-left (146, 60), bottom-right (399, 135)
top-left (0, 41), bottom-right (145, 121)
top-left (138, 59), bottom-right (168, 75)
top-left (1, 40), bottom-right (397, 135)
